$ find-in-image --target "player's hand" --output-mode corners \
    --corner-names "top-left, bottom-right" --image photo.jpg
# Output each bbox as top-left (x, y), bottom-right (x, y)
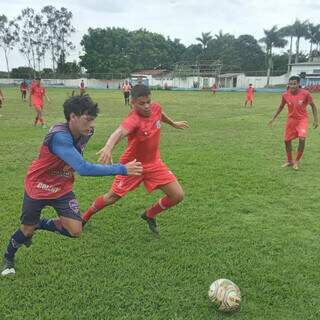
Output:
top-left (268, 119), bottom-right (275, 127)
top-left (172, 121), bottom-right (189, 129)
top-left (313, 121), bottom-right (319, 129)
top-left (96, 146), bottom-right (113, 164)
top-left (124, 159), bottom-right (143, 176)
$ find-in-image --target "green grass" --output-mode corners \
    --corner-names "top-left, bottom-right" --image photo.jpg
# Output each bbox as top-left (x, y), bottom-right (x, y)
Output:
top-left (1, 87), bottom-right (320, 319)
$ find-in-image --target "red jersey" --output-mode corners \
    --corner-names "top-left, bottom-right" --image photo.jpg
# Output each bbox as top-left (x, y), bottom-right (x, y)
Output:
top-left (246, 86), bottom-right (254, 97)
top-left (30, 84), bottom-right (45, 107)
top-left (120, 103), bottom-right (162, 165)
top-left (282, 89), bottom-right (313, 120)
top-left (25, 123), bottom-right (93, 199)
top-left (20, 82), bottom-right (27, 92)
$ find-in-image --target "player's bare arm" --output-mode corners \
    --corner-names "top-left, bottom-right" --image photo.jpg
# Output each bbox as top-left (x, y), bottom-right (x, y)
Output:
top-left (97, 126), bottom-right (129, 163)
top-left (310, 101), bottom-right (319, 128)
top-left (161, 112), bottom-right (189, 129)
top-left (268, 100), bottom-right (286, 126)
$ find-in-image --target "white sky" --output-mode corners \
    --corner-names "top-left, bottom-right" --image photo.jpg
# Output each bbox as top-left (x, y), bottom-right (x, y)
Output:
top-left (1, 0), bottom-right (319, 71)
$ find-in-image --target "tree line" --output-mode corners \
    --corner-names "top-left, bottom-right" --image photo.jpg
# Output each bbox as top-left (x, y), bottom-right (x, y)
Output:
top-left (1, 8), bottom-right (320, 83)
top-left (0, 6), bottom-right (75, 77)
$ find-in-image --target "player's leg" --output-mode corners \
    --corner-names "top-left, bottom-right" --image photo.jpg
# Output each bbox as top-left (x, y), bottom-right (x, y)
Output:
top-left (282, 140), bottom-right (293, 167)
top-left (82, 189), bottom-right (121, 224)
top-left (1, 192), bottom-right (44, 276)
top-left (141, 181), bottom-right (184, 234)
top-left (141, 164), bottom-right (183, 234)
top-left (293, 137), bottom-right (306, 170)
top-left (37, 192), bottom-right (83, 237)
top-left (82, 175), bottom-right (142, 224)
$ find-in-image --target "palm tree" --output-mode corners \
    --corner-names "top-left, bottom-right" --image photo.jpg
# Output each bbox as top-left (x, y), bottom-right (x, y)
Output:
top-left (305, 23), bottom-right (320, 61)
top-left (196, 32), bottom-right (212, 50)
top-left (260, 26), bottom-right (287, 87)
top-left (279, 25), bottom-right (295, 72)
top-left (291, 19), bottom-right (309, 63)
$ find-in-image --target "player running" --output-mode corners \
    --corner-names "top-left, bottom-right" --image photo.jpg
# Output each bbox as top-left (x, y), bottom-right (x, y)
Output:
top-left (29, 78), bottom-right (50, 128)
top-left (268, 76), bottom-right (319, 170)
top-left (82, 84), bottom-right (189, 235)
top-left (1, 95), bottom-right (142, 276)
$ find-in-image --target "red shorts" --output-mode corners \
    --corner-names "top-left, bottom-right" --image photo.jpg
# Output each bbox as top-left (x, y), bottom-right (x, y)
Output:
top-left (285, 118), bottom-right (308, 141)
top-left (246, 95), bottom-right (253, 102)
top-left (112, 160), bottom-right (177, 197)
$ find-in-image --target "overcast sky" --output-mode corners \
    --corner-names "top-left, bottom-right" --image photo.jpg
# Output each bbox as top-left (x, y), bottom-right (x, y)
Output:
top-left (1, 0), bottom-right (319, 71)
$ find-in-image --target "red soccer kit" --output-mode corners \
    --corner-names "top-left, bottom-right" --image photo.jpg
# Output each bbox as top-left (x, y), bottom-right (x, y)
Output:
top-left (246, 87), bottom-right (254, 101)
top-left (20, 82), bottom-right (27, 92)
top-left (112, 102), bottom-right (176, 197)
top-left (30, 84), bottom-right (46, 109)
top-left (282, 89), bottom-right (313, 141)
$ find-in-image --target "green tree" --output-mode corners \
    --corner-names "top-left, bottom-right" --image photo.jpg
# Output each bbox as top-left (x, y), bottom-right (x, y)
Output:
top-left (260, 26), bottom-right (287, 86)
top-left (0, 15), bottom-right (20, 77)
top-left (291, 19), bottom-right (309, 63)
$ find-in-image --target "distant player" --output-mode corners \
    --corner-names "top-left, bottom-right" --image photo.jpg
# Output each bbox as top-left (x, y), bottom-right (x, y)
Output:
top-left (268, 76), bottom-right (318, 170)
top-left (122, 80), bottom-right (131, 106)
top-left (80, 80), bottom-right (86, 95)
top-left (82, 84), bottom-right (189, 235)
top-left (1, 95), bottom-right (143, 276)
top-left (211, 83), bottom-right (218, 95)
top-left (20, 80), bottom-right (28, 101)
top-left (29, 78), bottom-right (50, 128)
top-left (244, 83), bottom-right (254, 107)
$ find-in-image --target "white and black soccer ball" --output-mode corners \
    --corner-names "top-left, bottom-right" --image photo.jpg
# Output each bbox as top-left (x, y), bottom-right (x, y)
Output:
top-left (208, 279), bottom-right (241, 312)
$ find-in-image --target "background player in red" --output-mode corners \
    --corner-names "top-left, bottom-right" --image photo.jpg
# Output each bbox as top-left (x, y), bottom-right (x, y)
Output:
top-left (1, 95), bottom-right (142, 276)
top-left (244, 83), bottom-right (254, 107)
top-left (20, 79), bottom-right (28, 102)
top-left (82, 84), bottom-right (189, 234)
top-left (211, 83), bottom-right (218, 95)
top-left (269, 76), bottom-right (318, 170)
top-left (29, 77), bottom-right (50, 128)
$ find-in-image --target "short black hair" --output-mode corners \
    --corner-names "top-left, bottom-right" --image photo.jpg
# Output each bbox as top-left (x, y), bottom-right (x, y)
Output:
top-left (63, 95), bottom-right (99, 121)
top-left (131, 84), bottom-right (150, 99)
top-left (36, 77), bottom-right (41, 81)
top-left (289, 76), bottom-right (300, 83)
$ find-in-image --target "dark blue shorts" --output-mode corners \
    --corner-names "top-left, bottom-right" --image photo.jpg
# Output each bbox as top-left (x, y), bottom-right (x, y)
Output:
top-left (20, 191), bottom-right (82, 225)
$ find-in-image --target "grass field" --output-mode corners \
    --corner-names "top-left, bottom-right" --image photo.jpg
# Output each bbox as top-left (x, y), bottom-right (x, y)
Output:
top-left (1, 87), bottom-right (320, 319)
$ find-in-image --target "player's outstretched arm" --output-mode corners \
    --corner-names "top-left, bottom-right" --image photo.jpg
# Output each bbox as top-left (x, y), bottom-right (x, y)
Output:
top-left (97, 126), bottom-right (129, 163)
top-left (45, 93), bottom-right (50, 103)
top-left (51, 132), bottom-right (142, 176)
top-left (161, 112), bottom-right (189, 129)
top-left (310, 102), bottom-right (319, 128)
top-left (268, 100), bottom-right (286, 126)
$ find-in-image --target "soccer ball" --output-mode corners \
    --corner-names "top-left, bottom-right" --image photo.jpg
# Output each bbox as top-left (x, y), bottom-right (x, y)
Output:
top-left (208, 279), bottom-right (241, 312)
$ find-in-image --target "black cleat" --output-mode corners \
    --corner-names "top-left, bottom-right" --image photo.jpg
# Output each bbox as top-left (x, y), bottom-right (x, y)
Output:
top-left (141, 212), bottom-right (160, 235)
top-left (1, 257), bottom-right (15, 276)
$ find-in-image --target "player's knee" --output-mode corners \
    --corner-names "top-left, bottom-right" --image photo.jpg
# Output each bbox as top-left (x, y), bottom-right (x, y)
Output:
top-left (172, 190), bottom-right (184, 204)
top-left (68, 227), bottom-right (82, 238)
top-left (104, 192), bottom-right (121, 205)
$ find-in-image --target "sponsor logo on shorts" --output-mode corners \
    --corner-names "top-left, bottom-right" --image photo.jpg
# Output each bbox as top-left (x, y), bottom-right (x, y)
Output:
top-left (36, 182), bottom-right (61, 193)
top-left (69, 199), bottom-right (80, 213)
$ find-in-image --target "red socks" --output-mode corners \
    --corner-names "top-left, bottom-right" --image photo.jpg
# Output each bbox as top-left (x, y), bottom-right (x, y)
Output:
top-left (287, 151), bottom-right (293, 163)
top-left (296, 151), bottom-right (303, 162)
top-left (82, 196), bottom-right (107, 222)
top-left (146, 196), bottom-right (174, 218)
